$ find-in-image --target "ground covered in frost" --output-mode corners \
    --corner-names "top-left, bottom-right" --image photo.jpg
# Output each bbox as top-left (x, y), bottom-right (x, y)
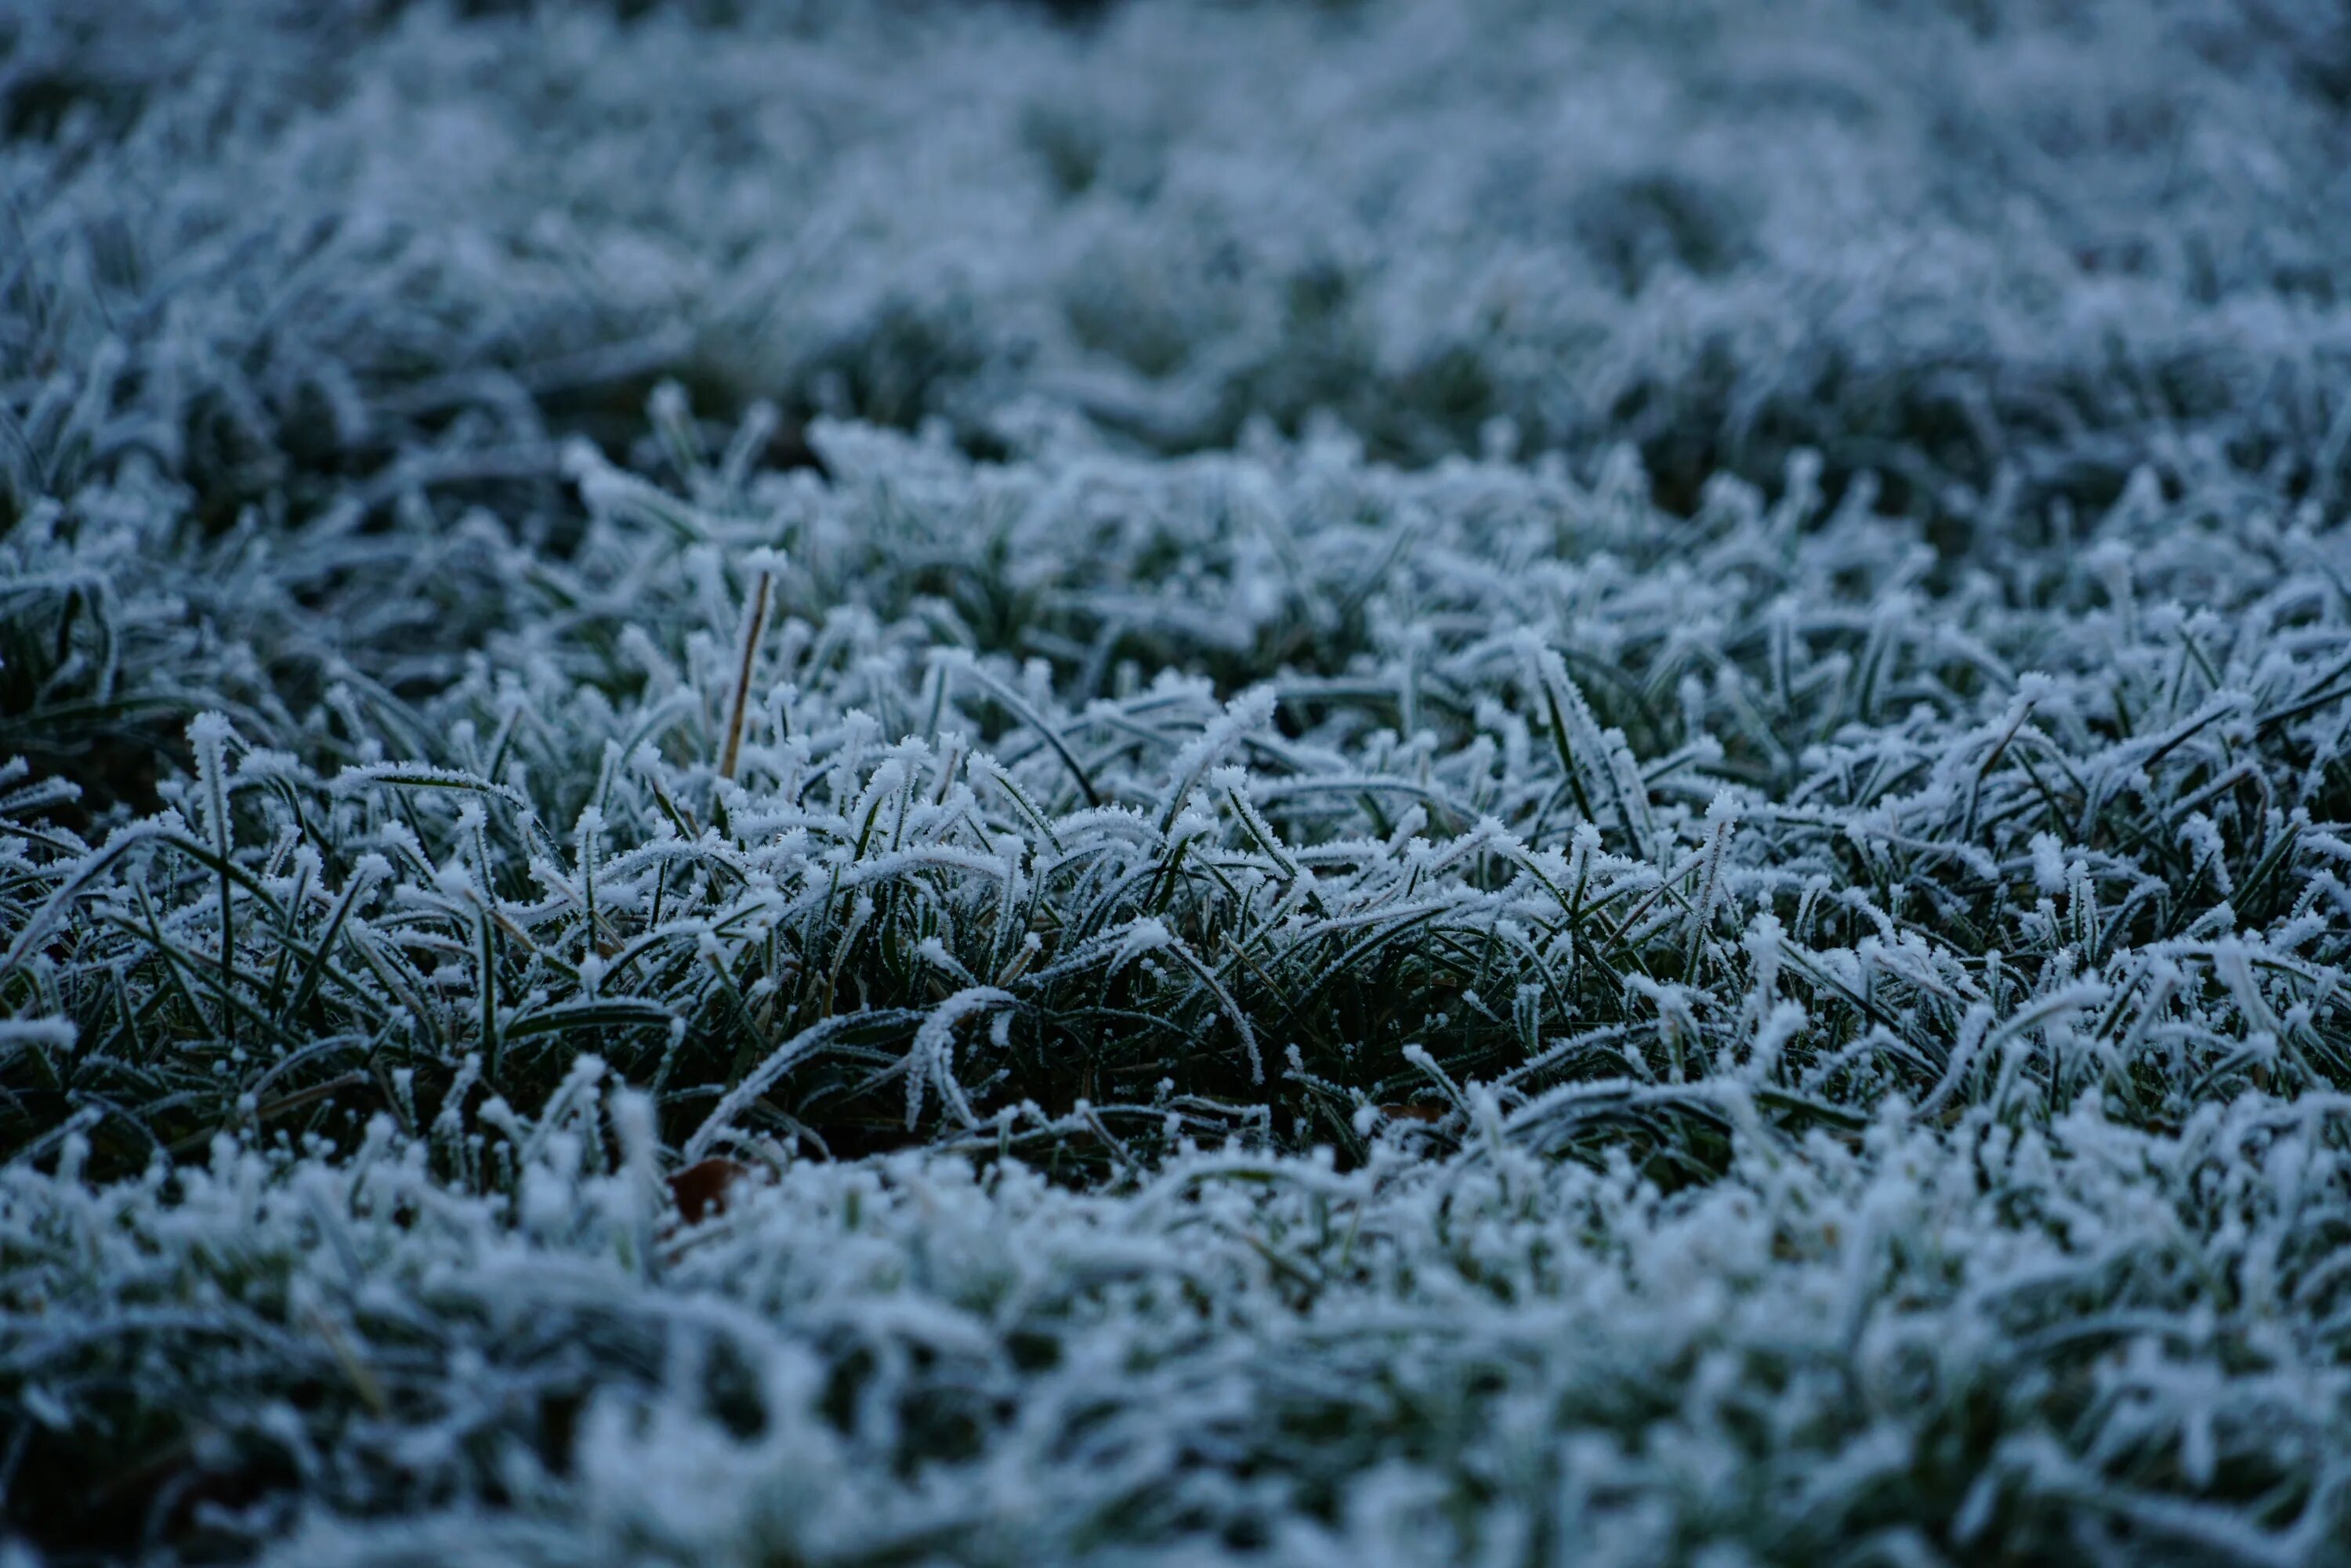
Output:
top-left (8, 1), bottom-right (2351, 1563)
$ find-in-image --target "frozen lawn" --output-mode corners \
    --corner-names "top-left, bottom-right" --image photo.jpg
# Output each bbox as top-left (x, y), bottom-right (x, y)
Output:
top-left (7, 2), bottom-right (2351, 1562)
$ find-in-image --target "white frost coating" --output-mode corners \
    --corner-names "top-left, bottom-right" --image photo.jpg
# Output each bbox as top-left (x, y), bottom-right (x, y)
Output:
top-left (5, 0), bottom-right (2351, 1561)
top-left (904, 987), bottom-right (1018, 1132)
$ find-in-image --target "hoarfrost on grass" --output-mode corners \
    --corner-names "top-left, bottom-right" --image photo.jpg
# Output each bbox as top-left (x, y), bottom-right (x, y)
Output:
top-left (7, 0), bottom-right (2351, 1563)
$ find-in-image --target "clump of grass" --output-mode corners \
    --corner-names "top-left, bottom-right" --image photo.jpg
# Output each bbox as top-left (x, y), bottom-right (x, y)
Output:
top-left (10, 1082), bottom-right (2351, 1564)
top-left (9, 400), bottom-right (2349, 1179)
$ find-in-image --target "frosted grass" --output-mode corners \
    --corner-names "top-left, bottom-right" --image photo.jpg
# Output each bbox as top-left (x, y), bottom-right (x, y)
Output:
top-left (8, 0), bottom-right (2351, 1562)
